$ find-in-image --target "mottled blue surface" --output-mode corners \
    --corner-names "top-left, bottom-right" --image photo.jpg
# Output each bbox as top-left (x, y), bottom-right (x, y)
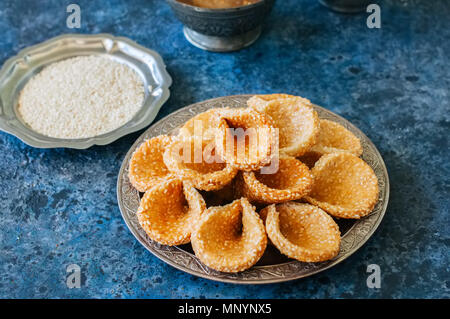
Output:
top-left (0, 0), bottom-right (448, 299)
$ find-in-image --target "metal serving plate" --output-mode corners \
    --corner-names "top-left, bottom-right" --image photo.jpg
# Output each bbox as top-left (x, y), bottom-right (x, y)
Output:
top-left (117, 95), bottom-right (390, 284)
top-left (0, 34), bottom-right (172, 149)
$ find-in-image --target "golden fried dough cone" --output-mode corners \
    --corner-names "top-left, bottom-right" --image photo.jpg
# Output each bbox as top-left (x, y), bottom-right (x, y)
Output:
top-left (249, 97), bottom-right (320, 157)
top-left (246, 94), bottom-right (296, 109)
top-left (235, 155), bottom-right (313, 204)
top-left (215, 108), bottom-right (275, 171)
top-left (200, 182), bottom-right (236, 208)
top-left (163, 137), bottom-right (238, 191)
top-left (307, 119), bottom-right (363, 157)
top-left (258, 206), bottom-right (269, 224)
top-left (137, 178), bottom-right (206, 246)
top-left (297, 152), bottom-right (322, 169)
top-left (264, 202), bottom-right (341, 262)
top-left (191, 198), bottom-right (267, 273)
top-left (257, 206), bottom-right (274, 246)
top-left (128, 135), bottom-right (174, 192)
top-left (297, 120), bottom-right (362, 168)
top-left (178, 108), bottom-right (221, 141)
top-left (304, 153), bottom-right (379, 219)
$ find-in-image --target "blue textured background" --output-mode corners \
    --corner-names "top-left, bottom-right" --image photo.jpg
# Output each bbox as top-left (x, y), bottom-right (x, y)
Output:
top-left (0, 0), bottom-right (448, 299)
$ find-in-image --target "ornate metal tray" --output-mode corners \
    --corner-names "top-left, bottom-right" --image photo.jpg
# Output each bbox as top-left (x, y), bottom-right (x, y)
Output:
top-left (117, 95), bottom-right (389, 284)
top-left (0, 34), bottom-right (172, 149)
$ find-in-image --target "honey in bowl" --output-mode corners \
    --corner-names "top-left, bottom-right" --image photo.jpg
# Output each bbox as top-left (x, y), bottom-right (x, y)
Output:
top-left (178, 0), bottom-right (261, 9)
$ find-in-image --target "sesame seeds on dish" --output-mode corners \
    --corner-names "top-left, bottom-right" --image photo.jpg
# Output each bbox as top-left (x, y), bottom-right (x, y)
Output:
top-left (18, 55), bottom-right (144, 139)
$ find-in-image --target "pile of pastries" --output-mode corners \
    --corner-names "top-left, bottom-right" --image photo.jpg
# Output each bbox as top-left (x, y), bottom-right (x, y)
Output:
top-left (128, 94), bottom-right (379, 273)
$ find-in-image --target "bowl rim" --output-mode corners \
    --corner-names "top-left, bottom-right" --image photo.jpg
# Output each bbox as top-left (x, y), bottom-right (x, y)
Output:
top-left (166, 0), bottom-right (269, 13)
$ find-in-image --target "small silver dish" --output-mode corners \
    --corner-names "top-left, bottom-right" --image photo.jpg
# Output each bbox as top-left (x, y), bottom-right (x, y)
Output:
top-left (0, 33), bottom-right (172, 149)
top-left (117, 95), bottom-right (390, 284)
top-left (166, 0), bottom-right (275, 52)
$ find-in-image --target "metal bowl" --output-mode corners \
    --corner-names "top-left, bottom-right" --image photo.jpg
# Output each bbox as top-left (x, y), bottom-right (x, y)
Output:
top-left (117, 95), bottom-right (390, 284)
top-left (319, 0), bottom-right (371, 13)
top-left (166, 0), bottom-right (275, 52)
top-left (0, 34), bottom-right (172, 149)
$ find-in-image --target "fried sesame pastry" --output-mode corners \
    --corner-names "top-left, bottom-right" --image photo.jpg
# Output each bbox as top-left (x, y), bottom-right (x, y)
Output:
top-left (128, 135), bottom-right (174, 192)
top-left (297, 152), bottom-right (322, 169)
top-left (263, 202), bottom-right (341, 262)
top-left (258, 205), bottom-right (269, 224)
top-left (306, 119), bottom-right (363, 158)
top-left (200, 182), bottom-right (236, 208)
top-left (257, 206), bottom-right (273, 245)
top-left (234, 155), bottom-right (313, 204)
top-left (178, 108), bottom-right (222, 141)
top-left (163, 136), bottom-right (238, 191)
top-left (215, 107), bottom-right (275, 171)
top-left (137, 178), bottom-right (206, 246)
top-left (191, 198), bottom-right (267, 273)
top-left (304, 153), bottom-right (379, 219)
top-left (246, 93), bottom-right (296, 110)
top-left (249, 97), bottom-right (320, 157)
